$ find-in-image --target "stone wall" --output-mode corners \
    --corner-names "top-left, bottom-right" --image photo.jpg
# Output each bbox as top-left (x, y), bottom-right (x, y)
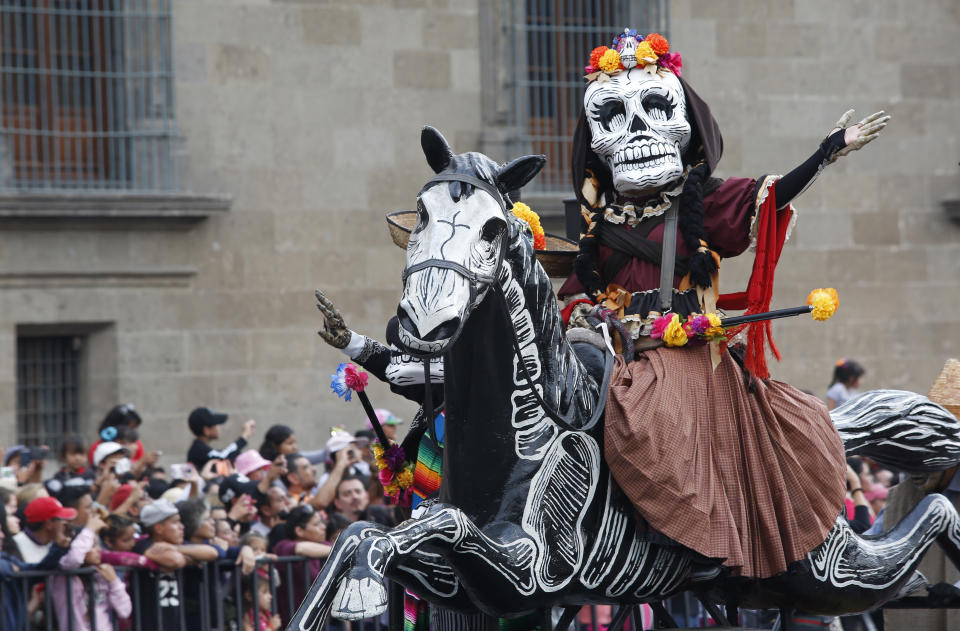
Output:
top-left (0, 0), bottom-right (482, 457)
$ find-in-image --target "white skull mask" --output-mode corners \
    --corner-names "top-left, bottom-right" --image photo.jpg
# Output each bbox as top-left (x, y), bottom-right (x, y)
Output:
top-left (585, 69), bottom-right (691, 197)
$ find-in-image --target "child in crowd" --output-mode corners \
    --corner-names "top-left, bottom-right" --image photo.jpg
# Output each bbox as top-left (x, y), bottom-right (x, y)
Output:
top-left (827, 359), bottom-right (866, 409)
top-left (53, 507), bottom-right (133, 631)
top-left (48, 434), bottom-right (96, 493)
top-left (242, 569), bottom-right (282, 631)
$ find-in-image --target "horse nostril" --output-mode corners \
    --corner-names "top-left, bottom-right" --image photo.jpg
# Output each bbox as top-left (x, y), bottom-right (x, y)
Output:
top-left (422, 318), bottom-right (460, 342)
top-left (396, 305), bottom-right (421, 340)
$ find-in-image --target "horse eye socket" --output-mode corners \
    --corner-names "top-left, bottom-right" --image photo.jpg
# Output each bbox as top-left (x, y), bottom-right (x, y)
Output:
top-left (414, 200), bottom-right (429, 233)
top-left (480, 218), bottom-right (505, 243)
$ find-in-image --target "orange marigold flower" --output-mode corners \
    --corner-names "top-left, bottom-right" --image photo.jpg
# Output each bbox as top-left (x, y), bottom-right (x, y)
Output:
top-left (589, 46), bottom-right (609, 69)
top-left (645, 33), bottom-right (670, 55)
top-left (533, 233), bottom-right (546, 250)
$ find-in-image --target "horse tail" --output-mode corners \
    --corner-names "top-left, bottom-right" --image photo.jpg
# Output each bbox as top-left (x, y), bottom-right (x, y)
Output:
top-left (832, 389), bottom-right (960, 474)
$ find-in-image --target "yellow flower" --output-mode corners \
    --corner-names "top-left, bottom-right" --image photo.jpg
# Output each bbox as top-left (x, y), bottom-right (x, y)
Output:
top-left (662, 313), bottom-right (689, 347)
top-left (396, 469), bottom-right (414, 489)
top-left (705, 312), bottom-right (725, 338)
top-left (372, 444), bottom-right (384, 460)
top-left (635, 41), bottom-right (658, 64)
top-left (375, 458), bottom-right (387, 471)
top-left (807, 288), bottom-right (839, 321)
top-left (598, 48), bottom-right (622, 73)
top-left (385, 481), bottom-right (400, 495)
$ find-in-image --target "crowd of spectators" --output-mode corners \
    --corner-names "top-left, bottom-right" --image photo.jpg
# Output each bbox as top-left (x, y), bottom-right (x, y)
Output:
top-left (0, 403), bottom-right (407, 631)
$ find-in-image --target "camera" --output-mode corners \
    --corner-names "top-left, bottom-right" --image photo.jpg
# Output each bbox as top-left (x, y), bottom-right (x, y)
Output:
top-left (19, 446), bottom-right (49, 467)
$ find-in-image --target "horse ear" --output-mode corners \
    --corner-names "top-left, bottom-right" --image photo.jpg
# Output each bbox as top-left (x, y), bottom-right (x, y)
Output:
top-left (421, 126), bottom-right (453, 174)
top-left (496, 155), bottom-right (546, 193)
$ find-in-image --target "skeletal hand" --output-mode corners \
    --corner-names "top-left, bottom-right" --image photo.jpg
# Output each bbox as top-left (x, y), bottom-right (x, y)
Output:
top-left (315, 289), bottom-right (351, 349)
top-left (828, 109), bottom-right (890, 163)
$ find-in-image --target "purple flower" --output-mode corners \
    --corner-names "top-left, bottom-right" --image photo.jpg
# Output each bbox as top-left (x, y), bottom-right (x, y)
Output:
top-left (688, 315), bottom-right (710, 336)
top-left (383, 444), bottom-right (406, 471)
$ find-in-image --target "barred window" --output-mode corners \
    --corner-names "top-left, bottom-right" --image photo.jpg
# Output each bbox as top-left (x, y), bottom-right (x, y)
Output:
top-left (508, 0), bottom-right (668, 194)
top-left (0, 0), bottom-right (177, 192)
top-left (17, 335), bottom-right (80, 453)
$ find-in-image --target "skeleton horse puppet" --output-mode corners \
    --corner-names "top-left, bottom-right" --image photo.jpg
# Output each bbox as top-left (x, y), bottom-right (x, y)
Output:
top-left (299, 29), bottom-right (960, 630)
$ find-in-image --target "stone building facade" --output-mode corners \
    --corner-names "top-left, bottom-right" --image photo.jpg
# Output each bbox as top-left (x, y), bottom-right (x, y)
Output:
top-left (0, 0), bottom-right (957, 460)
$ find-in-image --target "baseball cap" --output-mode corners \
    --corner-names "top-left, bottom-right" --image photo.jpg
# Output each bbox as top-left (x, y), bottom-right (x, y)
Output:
top-left (24, 497), bottom-right (78, 524)
top-left (325, 430), bottom-right (358, 454)
top-left (188, 407), bottom-right (228, 436)
top-left (235, 450), bottom-right (272, 476)
top-left (140, 499), bottom-right (180, 529)
top-left (110, 484), bottom-right (134, 512)
top-left (218, 473), bottom-right (261, 506)
top-left (372, 409), bottom-right (404, 428)
top-left (93, 442), bottom-right (128, 467)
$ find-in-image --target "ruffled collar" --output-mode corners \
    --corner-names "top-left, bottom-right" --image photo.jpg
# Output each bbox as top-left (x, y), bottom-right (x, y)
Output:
top-left (603, 170), bottom-right (688, 228)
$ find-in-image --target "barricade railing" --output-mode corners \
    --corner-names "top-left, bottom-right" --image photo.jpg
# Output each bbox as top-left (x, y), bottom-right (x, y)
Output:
top-left (0, 555), bottom-right (389, 631)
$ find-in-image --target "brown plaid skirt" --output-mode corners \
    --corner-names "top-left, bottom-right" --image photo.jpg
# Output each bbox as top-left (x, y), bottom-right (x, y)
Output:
top-left (604, 344), bottom-right (846, 578)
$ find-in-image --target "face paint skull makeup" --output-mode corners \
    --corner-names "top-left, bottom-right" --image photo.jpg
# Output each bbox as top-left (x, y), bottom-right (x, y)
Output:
top-left (584, 69), bottom-right (691, 198)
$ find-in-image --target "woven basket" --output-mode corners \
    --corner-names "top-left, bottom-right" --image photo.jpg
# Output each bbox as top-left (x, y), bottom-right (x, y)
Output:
top-left (386, 210), bottom-right (578, 278)
top-left (928, 358), bottom-right (960, 418)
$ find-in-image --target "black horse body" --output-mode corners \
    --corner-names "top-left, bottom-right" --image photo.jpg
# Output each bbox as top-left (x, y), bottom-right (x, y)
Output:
top-left (291, 131), bottom-right (960, 629)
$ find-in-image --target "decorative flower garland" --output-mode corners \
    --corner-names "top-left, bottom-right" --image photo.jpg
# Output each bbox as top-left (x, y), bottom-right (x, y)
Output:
top-left (330, 362), bottom-right (416, 506)
top-left (584, 29), bottom-right (682, 82)
top-left (511, 202), bottom-right (546, 250)
top-left (650, 288), bottom-right (839, 348)
top-left (650, 312), bottom-right (727, 347)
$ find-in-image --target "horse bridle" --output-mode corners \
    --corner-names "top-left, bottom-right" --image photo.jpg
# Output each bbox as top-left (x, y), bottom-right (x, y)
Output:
top-left (401, 171), bottom-right (612, 440)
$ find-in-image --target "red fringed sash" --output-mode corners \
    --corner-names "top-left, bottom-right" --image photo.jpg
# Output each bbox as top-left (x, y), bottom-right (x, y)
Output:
top-left (717, 181), bottom-right (792, 379)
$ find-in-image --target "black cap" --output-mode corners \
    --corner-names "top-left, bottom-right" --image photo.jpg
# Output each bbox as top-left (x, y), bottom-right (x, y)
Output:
top-left (188, 407), bottom-right (228, 436)
top-left (217, 473), bottom-right (262, 507)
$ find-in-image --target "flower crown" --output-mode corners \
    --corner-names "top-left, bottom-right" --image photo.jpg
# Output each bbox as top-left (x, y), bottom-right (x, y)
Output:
top-left (584, 28), bottom-right (681, 82)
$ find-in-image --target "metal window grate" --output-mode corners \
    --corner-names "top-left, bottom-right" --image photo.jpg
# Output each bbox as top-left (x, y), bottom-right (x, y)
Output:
top-left (507, 0), bottom-right (669, 194)
top-left (16, 335), bottom-right (80, 453)
top-left (0, 0), bottom-right (178, 192)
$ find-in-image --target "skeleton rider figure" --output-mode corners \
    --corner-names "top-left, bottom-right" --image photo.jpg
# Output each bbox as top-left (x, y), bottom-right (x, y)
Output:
top-left (557, 30), bottom-right (889, 579)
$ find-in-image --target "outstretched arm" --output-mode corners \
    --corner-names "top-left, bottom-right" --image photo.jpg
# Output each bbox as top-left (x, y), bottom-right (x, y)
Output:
top-left (773, 110), bottom-right (890, 209)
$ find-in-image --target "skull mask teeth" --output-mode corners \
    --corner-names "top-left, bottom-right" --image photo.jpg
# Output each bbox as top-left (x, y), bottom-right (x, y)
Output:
top-left (585, 69), bottom-right (691, 198)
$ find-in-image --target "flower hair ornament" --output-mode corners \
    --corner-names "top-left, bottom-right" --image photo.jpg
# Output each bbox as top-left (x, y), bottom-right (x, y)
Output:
top-left (584, 29), bottom-right (682, 82)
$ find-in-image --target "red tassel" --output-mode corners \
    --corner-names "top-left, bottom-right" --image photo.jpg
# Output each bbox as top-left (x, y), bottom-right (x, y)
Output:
top-left (718, 180), bottom-right (793, 379)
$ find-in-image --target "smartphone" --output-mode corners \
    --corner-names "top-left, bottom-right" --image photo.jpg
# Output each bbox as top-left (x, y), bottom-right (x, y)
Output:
top-left (170, 463), bottom-right (195, 480)
top-left (0, 466), bottom-right (14, 480)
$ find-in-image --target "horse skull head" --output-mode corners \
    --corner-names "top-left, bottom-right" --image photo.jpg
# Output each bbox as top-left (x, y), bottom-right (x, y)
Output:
top-left (395, 127), bottom-right (545, 355)
top-left (585, 69), bottom-right (690, 197)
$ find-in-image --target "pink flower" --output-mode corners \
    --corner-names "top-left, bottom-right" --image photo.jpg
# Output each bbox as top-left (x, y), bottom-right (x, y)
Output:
top-left (658, 51), bottom-right (682, 76)
top-left (585, 64), bottom-right (597, 74)
top-left (650, 315), bottom-right (672, 339)
top-left (344, 364), bottom-right (368, 393)
top-left (378, 467), bottom-right (396, 486)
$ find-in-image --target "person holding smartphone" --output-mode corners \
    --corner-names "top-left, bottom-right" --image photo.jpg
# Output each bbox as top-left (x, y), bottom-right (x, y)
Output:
top-left (186, 407), bottom-right (256, 470)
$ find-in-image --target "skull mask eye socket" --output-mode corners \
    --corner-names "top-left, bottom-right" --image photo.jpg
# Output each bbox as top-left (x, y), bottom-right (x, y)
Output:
top-left (642, 93), bottom-right (674, 122)
top-left (597, 100), bottom-right (627, 133)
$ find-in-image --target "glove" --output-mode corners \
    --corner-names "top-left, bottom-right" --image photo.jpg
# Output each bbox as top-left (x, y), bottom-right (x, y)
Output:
top-left (315, 289), bottom-right (351, 349)
top-left (827, 109), bottom-right (890, 163)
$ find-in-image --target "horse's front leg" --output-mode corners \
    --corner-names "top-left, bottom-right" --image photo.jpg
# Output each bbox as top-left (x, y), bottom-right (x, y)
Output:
top-left (332, 504), bottom-right (538, 620)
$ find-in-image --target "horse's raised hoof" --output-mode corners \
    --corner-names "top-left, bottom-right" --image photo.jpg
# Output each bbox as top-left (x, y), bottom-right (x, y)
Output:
top-left (331, 575), bottom-right (388, 620)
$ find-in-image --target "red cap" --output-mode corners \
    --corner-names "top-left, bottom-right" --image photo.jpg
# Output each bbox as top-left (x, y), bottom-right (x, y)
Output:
top-left (110, 484), bottom-right (134, 512)
top-left (25, 497), bottom-right (78, 523)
